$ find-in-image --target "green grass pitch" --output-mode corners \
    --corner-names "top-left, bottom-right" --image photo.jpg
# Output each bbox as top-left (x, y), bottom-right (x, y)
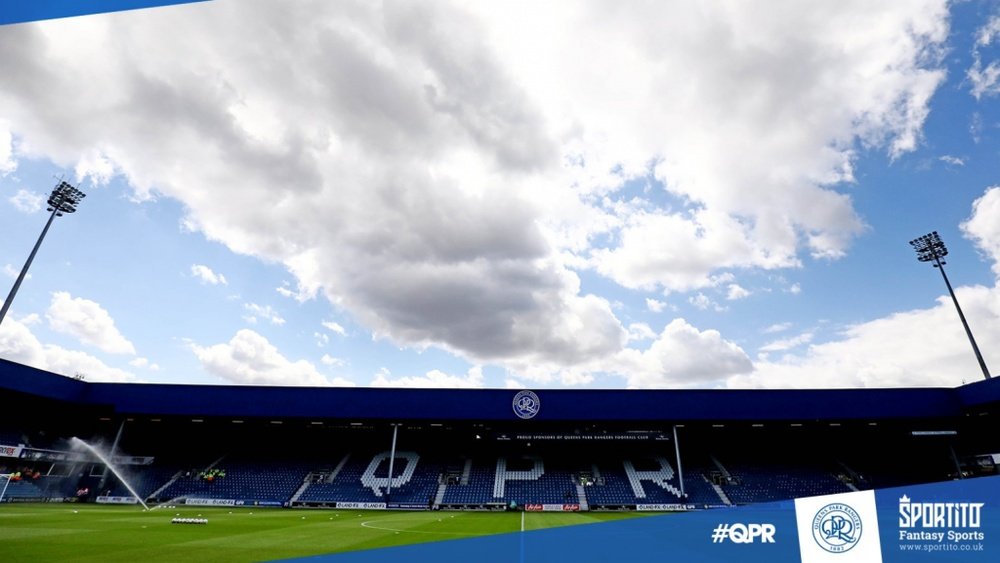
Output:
top-left (0, 504), bottom-right (648, 562)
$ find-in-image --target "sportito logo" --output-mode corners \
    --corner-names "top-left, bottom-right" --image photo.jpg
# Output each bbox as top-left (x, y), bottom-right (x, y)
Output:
top-left (512, 390), bottom-right (540, 419)
top-left (812, 503), bottom-right (863, 553)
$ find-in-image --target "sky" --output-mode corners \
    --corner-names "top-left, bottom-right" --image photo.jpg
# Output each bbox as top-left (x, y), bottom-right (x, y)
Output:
top-left (2, 0), bottom-right (1000, 390)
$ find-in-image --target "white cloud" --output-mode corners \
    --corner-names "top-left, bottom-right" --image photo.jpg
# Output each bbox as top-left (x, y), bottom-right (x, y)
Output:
top-left (733, 284), bottom-right (1000, 388)
top-left (968, 16), bottom-right (1000, 99)
top-left (313, 331), bottom-right (329, 347)
top-left (8, 189), bottom-right (43, 213)
top-left (499, 360), bottom-right (597, 387)
top-left (558, 0), bottom-right (944, 286)
top-left (44, 348), bottom-right (136, 382)
top-left (190, 264), bottom-right (227, 285)
top-left (46, 291), bottom-right (136, 355)
top-left (129, 357), bottom-right (160, 370)
top-left (19, 313), bottom-right (40, 325)
top-left (0, 121), bottom-right (15, 175)
top-left (723, 184), bottom-right (1000, 388)
top-left (976, 14), bottom-right (1000, 46)
top-left (939, 155), bottom-right (965, 166)
top-left (962, 186), bottom-right (1000, 276)
top-left (726, 284), bottom-right (751, 301)
top-left (689, 292), bottom-right (725, 312)
top-left (616, 319), bottom-right (753, 388)
top-left (594, 209), bottom-right (782, 292)
top-left (689, 294), bottom-right (711, 310)
top-left (242, 302), bottom-right (285, 326)
top-left (0, 315), bottom-right (46, 367)
top-left (320, 353), bottom-right (344, 366)
top-left (192, 328), bottom-right (353, 386)
top-left (74, 148), bottom-right (118, 185)
top-left (787, 283), bottom-right (802, 295)
top-left (968, 63), bottom-right (1000, 99)
top-left (504, 378), bottom-right (524, 389)
top-left (0, 1), bottom-right (949, 379)
top-left (321, 320), bottom-right (347, 336)
top-left (970, 112), bottom-right (984, 144)
top-left (763, 322), bottom-right (792, 334)
top-left (3, 264), bottom-right (29, 280)
top-left (0, 316), bottom-right (135, 382)
top-left (759, 331), bottom-right (814, 353)
top-left (645, 298), bottom-right (667, 313)
top-left (496, 317), bottom-right (754, 388)
top-left (371, 366), bottom-right (485, 388)
top-left (275, 280), bottom-right (314, 302)
top-left (627, 322), bottom-right (656, 342)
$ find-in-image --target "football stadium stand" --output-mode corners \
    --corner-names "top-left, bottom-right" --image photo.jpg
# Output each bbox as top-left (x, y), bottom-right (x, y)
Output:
top-left (295, 450), bottom-right (440, 506)
top-left (2, 357), bottom-right (999, 510)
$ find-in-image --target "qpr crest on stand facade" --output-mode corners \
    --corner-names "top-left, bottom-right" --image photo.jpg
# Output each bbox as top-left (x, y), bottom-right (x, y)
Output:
top-left (513, 390), bottom-right (540, 419)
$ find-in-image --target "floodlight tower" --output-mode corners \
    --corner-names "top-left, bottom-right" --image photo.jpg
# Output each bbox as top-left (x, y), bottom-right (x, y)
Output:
top-left (909, 231), bottom-right (991, 380)
top-left (0, 181), bottom-right (86, 327)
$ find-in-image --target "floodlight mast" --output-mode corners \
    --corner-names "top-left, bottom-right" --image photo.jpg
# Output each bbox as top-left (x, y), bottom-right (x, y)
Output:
top-left (0, 181), bottom-right (85, 327)
top-left (909, 231), bottom-right (991, 380)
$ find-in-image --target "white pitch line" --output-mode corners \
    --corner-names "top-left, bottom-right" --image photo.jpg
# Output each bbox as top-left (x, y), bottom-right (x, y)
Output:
top-left (360, 520), bottom-right (476, 536)
top-left (521, 511), bottom-right (525, 532)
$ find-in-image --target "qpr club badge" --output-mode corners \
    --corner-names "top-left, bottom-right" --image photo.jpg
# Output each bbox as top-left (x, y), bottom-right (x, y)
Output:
top-left (512, 390), bottom-right (540, 419)
top-left (812, 502), bottom-right (863, 553)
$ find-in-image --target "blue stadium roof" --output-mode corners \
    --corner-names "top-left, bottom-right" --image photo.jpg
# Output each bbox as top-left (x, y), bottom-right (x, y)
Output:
top-left (2, 358), bottom-right (999, 422)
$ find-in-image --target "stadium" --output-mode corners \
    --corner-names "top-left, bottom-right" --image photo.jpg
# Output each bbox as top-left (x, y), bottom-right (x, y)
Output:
top-left (5, 1), bottom-right (1000, 561)
top-left (2, 357), bottom-right (999, 560)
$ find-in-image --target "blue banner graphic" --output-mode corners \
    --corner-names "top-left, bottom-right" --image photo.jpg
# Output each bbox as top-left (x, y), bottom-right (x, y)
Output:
top-left (0, 1), bottom-right (209, 26)
top-left (878, 476), bottom-right (995, 562)
top-left (285, 476), bottom-right (999, 562)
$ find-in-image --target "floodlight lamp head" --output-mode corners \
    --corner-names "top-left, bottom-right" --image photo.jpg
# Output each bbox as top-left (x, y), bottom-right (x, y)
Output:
top-left (46, 181), bottom-right (86, 215)
top-left (909, 231), bottom-right (948, 263)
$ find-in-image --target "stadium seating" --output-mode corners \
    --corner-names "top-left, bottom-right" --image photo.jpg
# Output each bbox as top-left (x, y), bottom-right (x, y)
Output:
top-left (440, 458), bottom-right (497, 505)
top-left (718, 463), bottom-right (849, 504)
top-left (0, 446), bottom-right (897, 508)
top-left (297, 451), bottom-right (441, 506)
top-left (104, 465), bottom-right (182, 499)
top-left (498, 457), bottom-right (578, 505)
top-left (578, 456), bottom-right (724, 507)
top-left (1, 416), bottom-right (990, 510)
top-left (156, 459), bottom-right (313, 504)
top-left (0, 429), bottom-right (24, 445)
top-left (2, 479), bottom-right (47, 500)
